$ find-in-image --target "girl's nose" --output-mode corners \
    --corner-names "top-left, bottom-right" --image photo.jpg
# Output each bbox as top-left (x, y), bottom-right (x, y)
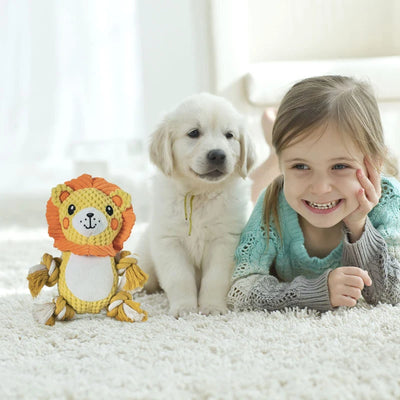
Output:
top-left (309, 174), bottom-right (332, 195)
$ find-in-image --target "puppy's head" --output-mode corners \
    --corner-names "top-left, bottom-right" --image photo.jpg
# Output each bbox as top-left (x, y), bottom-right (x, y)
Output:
top-left (150, 93), bottom-right (255, 184)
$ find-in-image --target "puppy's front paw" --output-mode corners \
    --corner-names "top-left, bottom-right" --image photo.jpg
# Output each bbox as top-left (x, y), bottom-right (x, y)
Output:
top-left (169, 303), bottom-right (198, 318)
top-left (199, 303), bottom-right (228, 316)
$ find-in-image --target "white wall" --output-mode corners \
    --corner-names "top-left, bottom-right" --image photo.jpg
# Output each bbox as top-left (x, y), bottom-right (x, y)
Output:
top-left (0, 0), bottom-right (146, 194)
top-left (248, 0), bottom-right (400, 62)
top-left (136, 0), bottom-right (213, 136)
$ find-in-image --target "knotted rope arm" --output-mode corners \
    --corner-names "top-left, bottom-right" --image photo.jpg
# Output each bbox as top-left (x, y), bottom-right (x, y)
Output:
top-left (27, 253), bottom-right (61, 297)
top-left (115, 251), bottom-right (148, 291)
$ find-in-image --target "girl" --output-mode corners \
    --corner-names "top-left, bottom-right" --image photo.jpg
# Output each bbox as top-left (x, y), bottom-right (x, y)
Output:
top-left (228, 75), bottom-right (400, 312)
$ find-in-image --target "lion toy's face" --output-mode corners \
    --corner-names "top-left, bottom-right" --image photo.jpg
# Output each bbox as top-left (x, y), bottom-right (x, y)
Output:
top-left (58, 187), bottom-right (126, 243)
top-left (46, 174), bottom-right (135, 256)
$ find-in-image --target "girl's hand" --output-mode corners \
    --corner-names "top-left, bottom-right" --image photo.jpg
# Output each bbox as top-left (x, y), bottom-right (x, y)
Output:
top-left (343, 158), bottom-right (381, 242)
top-left (328, 267), bottom-right (372, 307)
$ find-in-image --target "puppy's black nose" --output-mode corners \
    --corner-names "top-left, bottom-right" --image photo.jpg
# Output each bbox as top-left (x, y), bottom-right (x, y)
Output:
top-left (87, 213), bottom-right (94, 218)
top-left (207, 149), bottom-right (226, 165)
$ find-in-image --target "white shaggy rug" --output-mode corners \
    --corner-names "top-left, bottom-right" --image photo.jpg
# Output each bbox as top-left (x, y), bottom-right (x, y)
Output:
top-left (1, 200), bottom-right (400, 399)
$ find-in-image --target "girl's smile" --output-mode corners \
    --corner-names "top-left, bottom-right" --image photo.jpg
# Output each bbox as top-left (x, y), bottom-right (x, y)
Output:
top-left (303, 198), bottom-right (343, 214)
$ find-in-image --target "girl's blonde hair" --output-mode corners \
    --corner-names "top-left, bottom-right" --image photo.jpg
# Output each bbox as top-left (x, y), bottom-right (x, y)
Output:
top-left (264, 75), bottom-right (398, 233)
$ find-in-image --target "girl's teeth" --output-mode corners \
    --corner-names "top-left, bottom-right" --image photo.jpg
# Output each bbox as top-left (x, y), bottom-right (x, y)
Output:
top-left (307, 200), bottom-right (339, 209)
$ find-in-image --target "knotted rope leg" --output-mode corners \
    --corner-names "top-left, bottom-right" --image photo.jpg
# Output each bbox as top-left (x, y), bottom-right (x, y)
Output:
top-left (107, 291), bottom-right (148, 322)
top-left (33, 296), bottom-right (75, 326)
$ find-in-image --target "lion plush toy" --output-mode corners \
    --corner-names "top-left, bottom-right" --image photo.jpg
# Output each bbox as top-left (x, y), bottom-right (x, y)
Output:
top-left (27, 174), bottom-right (148, 325)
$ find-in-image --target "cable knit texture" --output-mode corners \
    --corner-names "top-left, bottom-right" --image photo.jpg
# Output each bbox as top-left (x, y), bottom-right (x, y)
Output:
top-left (228, 176), bottom-right (400, 311)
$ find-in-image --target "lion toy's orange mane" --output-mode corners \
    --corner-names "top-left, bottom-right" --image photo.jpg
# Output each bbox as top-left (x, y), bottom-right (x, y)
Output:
top-left (46, 174), bottom-right (135, 257)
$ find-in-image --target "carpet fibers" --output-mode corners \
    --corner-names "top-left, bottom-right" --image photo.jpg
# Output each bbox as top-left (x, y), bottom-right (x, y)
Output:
top-left (1, 225), bottom-right (400, 400)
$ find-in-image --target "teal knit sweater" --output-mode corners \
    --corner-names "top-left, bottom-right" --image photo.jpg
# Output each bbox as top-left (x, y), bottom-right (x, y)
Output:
top-left (228, 176), bottom-right (400, 311)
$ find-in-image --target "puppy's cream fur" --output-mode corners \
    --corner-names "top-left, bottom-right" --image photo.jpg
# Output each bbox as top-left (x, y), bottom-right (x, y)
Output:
top-left (137, 93), bottom-right (255, 317)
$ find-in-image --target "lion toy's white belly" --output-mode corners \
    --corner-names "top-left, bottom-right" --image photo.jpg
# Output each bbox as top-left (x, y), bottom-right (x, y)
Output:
top-left (59, 252), bottom-right (118, 313)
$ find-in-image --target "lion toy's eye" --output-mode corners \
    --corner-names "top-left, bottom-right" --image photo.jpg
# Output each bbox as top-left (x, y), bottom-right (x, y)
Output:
top-left (68, 204), bottom-right (76, 215)
top-left (106, 205), bottom-right (114, 216)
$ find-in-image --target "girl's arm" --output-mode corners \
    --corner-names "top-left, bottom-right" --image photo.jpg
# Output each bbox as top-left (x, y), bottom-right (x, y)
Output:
top-left (342, 217), bottom-right (400, 305)
top-left (228, 270), bottom-right (333, 312)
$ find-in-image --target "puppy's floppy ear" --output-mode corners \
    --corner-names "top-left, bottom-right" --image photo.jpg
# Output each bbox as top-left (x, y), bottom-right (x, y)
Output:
top-left (149, 119), bottom-right (174, 176)
top-left (238, 126), bottom-right (256, 178)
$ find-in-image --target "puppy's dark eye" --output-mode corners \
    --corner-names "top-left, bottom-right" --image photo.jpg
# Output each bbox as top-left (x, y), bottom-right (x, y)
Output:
top-left (106, 205), bottom-right (114, 216)
top-left (68, 204), bottom-right (76, 215)
top-left (225, 132), bottom-right (234, 139)
top-left (187, 129), bottom-right (200, 138)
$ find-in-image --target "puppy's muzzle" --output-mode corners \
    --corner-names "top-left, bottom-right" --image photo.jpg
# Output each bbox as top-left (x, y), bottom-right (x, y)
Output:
top-left (207, 149), bottom-right (226, 166)
top-left (191, 149), bottom-right (227, 181)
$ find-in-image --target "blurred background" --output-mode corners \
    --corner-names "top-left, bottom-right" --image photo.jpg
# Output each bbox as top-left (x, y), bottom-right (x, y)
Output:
top-left (1, 0), bottom-right (400, 227)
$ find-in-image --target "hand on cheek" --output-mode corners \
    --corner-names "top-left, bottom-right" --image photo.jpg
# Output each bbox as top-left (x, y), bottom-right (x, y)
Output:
top-left (343, 158), bottom-right (381, 242)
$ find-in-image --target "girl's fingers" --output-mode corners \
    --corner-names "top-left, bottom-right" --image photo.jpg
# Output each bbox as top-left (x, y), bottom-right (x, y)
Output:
top-left (342, 266), bottom-right (365, 276)
top-left (343, 266), bottom-right (372, 286)
top-left (338, 295), bottom-right (357, 307)
top-left (364, 273), bottom-right (372, 286)
top-left (344, 274), bottom-right (365, 290)
top-left (364, 158), bottom-right (382, 196)
top-left (356, 169), bottom-right (374, 191)
top-left (356, 188), bottom-right (371, 213)
top-left (343, 286), bottom-right (362, 300)
top-left (356, 169), bottom-right (379, 204)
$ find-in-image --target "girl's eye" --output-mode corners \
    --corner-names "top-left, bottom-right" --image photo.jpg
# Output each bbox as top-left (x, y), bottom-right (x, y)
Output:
top-left (187, 129), bottom-right (200, 138)
top-left (293, 164), bottom-right (309, 170)
top-left (332, 164), bottom-right (348, 170)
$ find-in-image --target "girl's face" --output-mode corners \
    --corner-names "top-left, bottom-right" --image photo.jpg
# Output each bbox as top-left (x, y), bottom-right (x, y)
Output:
top-left (280, 124), bottom-right (368, 230)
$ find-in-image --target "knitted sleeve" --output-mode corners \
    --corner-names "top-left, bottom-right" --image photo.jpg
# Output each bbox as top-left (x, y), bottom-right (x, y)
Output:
top-left (231, 190), bottom-right (278, 280)
top-left (342, 178), bottom-right (400, 305)
top-left (228, 191), bottom-right (333, 312)
top-left (227, 270), bottom-right (333, 312)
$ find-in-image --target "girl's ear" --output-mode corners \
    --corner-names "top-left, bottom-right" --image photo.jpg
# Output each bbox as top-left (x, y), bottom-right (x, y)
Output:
top-left (238, 125), bottom-right (256, 178)
top-left (51, 184), bottom-right (74, 207)
top-left (149, 119), bottom-right (174, 176)
top-left (109, 189), bottom-right (131, 212)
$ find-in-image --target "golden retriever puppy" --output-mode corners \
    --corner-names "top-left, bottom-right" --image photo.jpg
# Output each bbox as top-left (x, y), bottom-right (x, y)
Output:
top-left (137, 93), bottom-right (255, 317)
